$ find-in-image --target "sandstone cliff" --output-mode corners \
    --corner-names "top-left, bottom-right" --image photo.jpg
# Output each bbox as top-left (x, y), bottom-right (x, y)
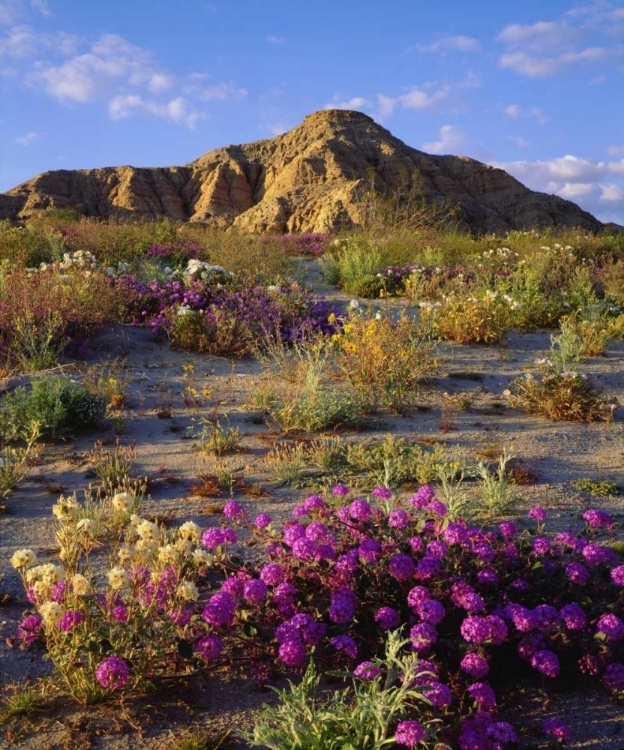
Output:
top-left (0, 109), bottom-right (604, 234)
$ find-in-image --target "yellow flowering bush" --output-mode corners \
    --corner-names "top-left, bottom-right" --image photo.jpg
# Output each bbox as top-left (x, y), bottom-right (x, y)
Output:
top-left (333, 310), bottom-right (437, 413)
top-left (419, 290), bottom-right (516, 345)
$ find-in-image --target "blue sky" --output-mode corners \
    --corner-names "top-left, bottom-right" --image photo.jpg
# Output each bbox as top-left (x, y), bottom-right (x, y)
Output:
top-left (1, 0), bottom-right (624, 224)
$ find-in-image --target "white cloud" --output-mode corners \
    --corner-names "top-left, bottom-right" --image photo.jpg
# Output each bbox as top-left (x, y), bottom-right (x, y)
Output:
top-left (503, 104), bottom-right (548, 124)
top-left (20, 32), bottom-right (245, 127)
top-left (423, 124), bottom-right (465, 154)
top-left (400, 85), bottom-right (451, 110)
top-left (14, 129), bottom-right (40, 144)
top-left (325, 96), bottom-right (371, 111)
top-left (108, 94), bottom-right (208, 129)
top-left (415, 35), bottom-right (480, 54)
top-left (266, 34), bottom-right (285, 44)
top-left (601, 183), bottom-right (624, 201)
top-left (492, 153), bottom-right (624, 223)
top-left (376, 94), bottom-right (396, 119)
top-left (504, 104), bottom-right (521, 118)
top-left (607, 145), bottom-right (624, 156)
top-left (197, 82), bottom-right (247, 101)
top-left (608, 159), bottom-right (624, 176)
top-left (497, 21), bottom-right (580, 52)
top-left (0, 24), bottom-right (80, 59)
top-left (496, 9), bottom-right (624, 77)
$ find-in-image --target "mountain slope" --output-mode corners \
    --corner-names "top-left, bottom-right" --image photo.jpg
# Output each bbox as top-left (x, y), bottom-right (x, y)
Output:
top-left (0, 109), bottom-right (603, 234)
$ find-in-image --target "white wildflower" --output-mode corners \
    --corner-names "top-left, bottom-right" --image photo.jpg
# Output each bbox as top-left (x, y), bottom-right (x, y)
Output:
top-left (107, 567), bottom-right (129, 590)
top-left (176, 581), bottom-right (199, 602)
top-left (11, 549), bottom-right (37, 570)
top-left (39, 601), bottom-right (64, 625)
top-left (112, 492), bottom-right (132, 514)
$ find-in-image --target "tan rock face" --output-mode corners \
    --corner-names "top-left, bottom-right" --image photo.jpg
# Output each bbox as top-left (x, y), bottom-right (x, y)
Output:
top-left (0, 109), bottom-right (604, 233)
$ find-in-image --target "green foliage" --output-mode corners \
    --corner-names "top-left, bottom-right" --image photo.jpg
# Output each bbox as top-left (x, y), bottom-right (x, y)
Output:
top-left (571, 478), bottom-right (623, 497)
top-left (345, 435), bottom-right (451, 488)
top-left (196, 417), bottom-right (242, 456)
top-left (245, 630), bottom-right (441, 750)
top-left (0, 377), bottom-right (107, 441)
top-left (319, 237), bottom-right (387, 292)
top-left (0, 423), bottom-right (41, 510)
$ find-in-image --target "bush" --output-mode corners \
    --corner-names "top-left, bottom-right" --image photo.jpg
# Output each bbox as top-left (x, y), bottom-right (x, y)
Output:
top-left (0, 377), bottom-right (107, 441)
top-left (334, 309), bottom-right (437, 413)
top-left (420, 291), bottom-right (516, 345)
top-left (504, 365), bottom-right (610, 422)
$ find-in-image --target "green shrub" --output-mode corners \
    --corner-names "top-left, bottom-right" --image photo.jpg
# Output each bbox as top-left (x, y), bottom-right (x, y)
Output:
top-left (0, 377), bottom-right (107, 441)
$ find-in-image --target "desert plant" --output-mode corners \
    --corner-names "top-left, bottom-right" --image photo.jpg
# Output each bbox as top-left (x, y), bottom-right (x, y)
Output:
top-left (0, 377), bottom-right (107, 442)
top-left (420, 290), bottom-right (516, 345)
top-left (265, 442), bottom-right (309, 485)
top-left (0, 423), bottom-right (41, 510)
top-left (504, 365), bottom-right (609, 422)
top-left (197, 417), bottom-right (242, 456)
top-left (319, 237), bottom-right (387, 292)
top-left (334, 310), bottom-right (437, 413)
top-left (571, 478), bottom-right (623, 497)
top-left (473, 450), bottom-right (515, 519)
top-left (86, 439), bottom-right (140, 494)
top-left (245, 630), bottom-right (443, 750)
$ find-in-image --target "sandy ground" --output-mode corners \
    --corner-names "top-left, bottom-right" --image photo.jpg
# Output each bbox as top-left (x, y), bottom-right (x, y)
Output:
top-left (1, 259), bottom-right (623, 748)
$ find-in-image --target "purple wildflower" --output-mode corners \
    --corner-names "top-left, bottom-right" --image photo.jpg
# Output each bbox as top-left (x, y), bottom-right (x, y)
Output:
top-left (331, 634), bottom-right (358, 659)
top-left (353, 661), bottom-right (384, 680)
top-left (254, 513), bottom-right (272, 530)
top-left (332, 484), bottom-right (349, 496)
top-left (597, 614), bottom-right (624, 641)
top-left (196, 634), bottom-right (223, 659)
top-left (395, 720), bottom-right (425, 748)
top-left (422, 682), bottom-right (452, 708)
top-left (388, 509), bottom-right (410, 528)
top-left (611, 565), bottom-right (624, 586)
top-left (467, 682), bottom-right (497, 710)
top-left (566, 561), bottom-right (590, 585)
top-left (560, 603), bottom-right (587, 631)
top-left (603, 663), bottom-right (624, 691)
top-left (531, 650), bottom-right (560, 677)
top-left (375, 606), bottom-right (401, 630)
top-left (410, 622), bottom-right (437, 654)
top-left (349, 499), bottom-right (372, 521)
top-left (243, 579), bottom-right (268, 603)
top-left (583, 508), bottom-right (613, 529)
top-left (18, 614), bottom-right (42, 647)
top-left (528, 507), bottom-right (547, 522)
top-left (95, 656), bottom-right (129, 690)
top-left (57, 610), bottom-right (84, 632)
top-left (223, 501), bottom-right (244, 518)
top-left (543, 718), bottom-right (572, 742)
top-left (460, 653), bottom-right (490, 678)
top-left (202, 591), bottom-right (236, 627)
top-left (389, 553), bottom-right (416, 580)
top-left (278, 638), bottom-right (307, 667)
top-left (260, 564), bottom-right (285, 586)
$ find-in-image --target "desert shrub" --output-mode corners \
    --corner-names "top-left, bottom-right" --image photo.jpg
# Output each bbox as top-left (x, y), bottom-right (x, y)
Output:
top-left (0, 377), bottom-right (107, 441)
top-left (269, 382), bottom-right (358, 433)
top-left (246, 631), bottom-right (442, 749)
top-left (117, 274), bottom-right (338, 356)
top-left (345, 435), bottom-right (452, 488)
top-left (571, 478), bottom-right (623, 497)
top-left (333, 309), bottom-right (437, 413)
top-left (504, 365), bottom-right (609, 422)
top-left (419, 290), bottom-right (517, 345)
top-left (319, 237), bottom-right (387, 292)
top-left (11, 492), bottom-right (216, 704)
top-left (405, 265), bottom-right (475, 302)
top-left (0, 265), bottom-right (124, 371)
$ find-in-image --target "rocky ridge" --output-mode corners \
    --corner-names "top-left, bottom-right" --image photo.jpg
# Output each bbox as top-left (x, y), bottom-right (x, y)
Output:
top-left (0, 109), bottom-right (604, 234)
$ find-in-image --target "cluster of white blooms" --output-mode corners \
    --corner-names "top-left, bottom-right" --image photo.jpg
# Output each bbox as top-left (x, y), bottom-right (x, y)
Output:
top-left (184, 259), bottom-right (228, 280)
top-left (11, 549), bottom-right (37, 569)
top-left (52, 494), bottom-right (81, 522)
top-left (111, 492), bottom-right (132, 514)
top-left (105, 261), bottom-right (129, 277)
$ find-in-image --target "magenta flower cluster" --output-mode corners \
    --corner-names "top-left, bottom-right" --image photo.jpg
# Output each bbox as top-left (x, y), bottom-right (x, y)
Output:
top-left (194, 491), bottom-right (623, 748)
